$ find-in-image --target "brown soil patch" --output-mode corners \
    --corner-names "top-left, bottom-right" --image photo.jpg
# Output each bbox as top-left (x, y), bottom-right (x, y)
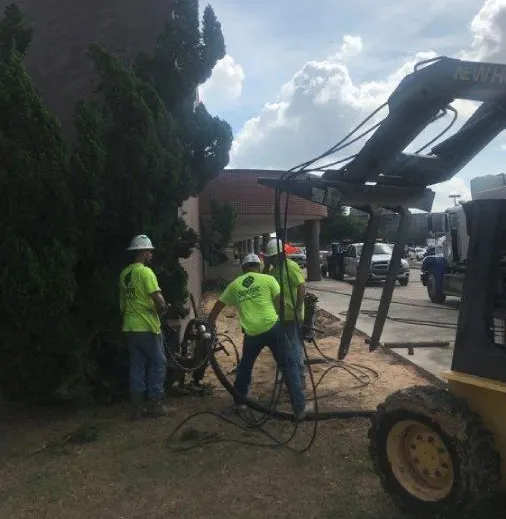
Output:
top-left (202, 292), bottom-right (426, 415)
top-left (0, 293), bottom-right (496, 519)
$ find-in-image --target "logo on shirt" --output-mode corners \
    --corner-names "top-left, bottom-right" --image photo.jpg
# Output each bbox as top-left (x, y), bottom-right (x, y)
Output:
top-left (242, 276), bottom-right (254, 288)
top-left (237, 275), bottom-right (261, 302)
top-left (123, 271), bottom-right (135, 298)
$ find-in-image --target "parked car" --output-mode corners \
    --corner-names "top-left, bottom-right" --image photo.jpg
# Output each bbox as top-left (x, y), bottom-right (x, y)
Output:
top-left (286, 246), bottom-right (307, 268)
top-left (343, 242), bottom-right (410, 285)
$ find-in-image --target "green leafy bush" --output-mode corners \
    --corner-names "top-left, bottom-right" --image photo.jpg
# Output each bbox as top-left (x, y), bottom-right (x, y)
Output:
top-left (0, 2), bottom-right (232, 403)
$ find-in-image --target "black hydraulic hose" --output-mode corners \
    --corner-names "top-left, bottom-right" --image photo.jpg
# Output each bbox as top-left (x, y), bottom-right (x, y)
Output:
top-left (209, 347), bottom-right (374, 421)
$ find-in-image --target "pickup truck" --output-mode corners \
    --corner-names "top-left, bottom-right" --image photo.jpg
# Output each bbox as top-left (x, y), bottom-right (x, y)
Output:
top-left (342, 242), bottom-right (410, 285)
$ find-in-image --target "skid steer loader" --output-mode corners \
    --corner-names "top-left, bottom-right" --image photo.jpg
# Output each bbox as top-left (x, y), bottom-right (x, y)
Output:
top-left (367, 198), bottom-right (506, 517)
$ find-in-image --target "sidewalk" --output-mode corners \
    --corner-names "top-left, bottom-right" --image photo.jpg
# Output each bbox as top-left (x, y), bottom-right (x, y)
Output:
top-left (308, 279), bottom-right (457, 380)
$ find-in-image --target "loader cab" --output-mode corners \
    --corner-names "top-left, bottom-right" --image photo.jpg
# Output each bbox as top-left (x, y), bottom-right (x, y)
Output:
top-left (426, 200), bottom-right (506, 376)
top-left (452, 199), bottom-right (506, 381)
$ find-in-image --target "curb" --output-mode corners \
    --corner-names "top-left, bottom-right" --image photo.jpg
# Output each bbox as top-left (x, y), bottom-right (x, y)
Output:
top-left (379, 346), bottom-right (447, 388)
top-left (315, 304), bottom-right (447, 389)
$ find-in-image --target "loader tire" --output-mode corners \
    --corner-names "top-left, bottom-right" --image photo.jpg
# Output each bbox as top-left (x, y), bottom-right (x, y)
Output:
top-left (369, 385), bottom-right (500, 518)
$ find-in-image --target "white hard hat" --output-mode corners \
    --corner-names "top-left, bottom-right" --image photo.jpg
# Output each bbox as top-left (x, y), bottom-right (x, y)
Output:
top-left (264, 238), bottom-right (284, 257)
top-left (126, 234), bottom-right (154, 251)
top-left (242, 253), bottom-right (261, 265)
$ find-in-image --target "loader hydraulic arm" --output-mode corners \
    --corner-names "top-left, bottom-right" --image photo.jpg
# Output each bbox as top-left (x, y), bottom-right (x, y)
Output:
top-left (258, 56), bottom-right (506, 365)
top-left (324, 57), bottom-right (506, 187)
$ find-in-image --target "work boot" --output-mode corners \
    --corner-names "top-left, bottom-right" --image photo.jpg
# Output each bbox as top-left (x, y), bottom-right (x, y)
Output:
top-left (232, 403), bottom-right (248, 415)
top-left (294, 402), bottom-right (312, 422)
top-left (147, 398), bottom-right (176, 418)
top-left (129, 394), bottom-right (145, 421)
top-left (294, 408), bottom-right (307, 422)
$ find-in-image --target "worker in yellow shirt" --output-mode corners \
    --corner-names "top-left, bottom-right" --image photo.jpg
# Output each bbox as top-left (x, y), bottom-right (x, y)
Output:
top-left (208, 253), bottom-right (306, 420)
top-left (263, 238), bottom-right (307, 388)
top-left (119, 235), bottom-right (173, 420)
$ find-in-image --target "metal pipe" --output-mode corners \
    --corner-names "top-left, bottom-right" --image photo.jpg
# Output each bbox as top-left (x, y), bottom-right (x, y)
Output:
top-left (338, 208), bottom-right (380, 360)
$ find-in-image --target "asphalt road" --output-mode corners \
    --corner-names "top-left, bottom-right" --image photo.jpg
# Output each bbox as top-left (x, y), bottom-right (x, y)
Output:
top-left (307, 272), bottom-right (459, 380)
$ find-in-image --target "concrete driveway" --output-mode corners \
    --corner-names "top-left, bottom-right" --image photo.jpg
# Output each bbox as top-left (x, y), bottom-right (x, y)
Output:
top-left (307, 274), bottom-right (460, 380)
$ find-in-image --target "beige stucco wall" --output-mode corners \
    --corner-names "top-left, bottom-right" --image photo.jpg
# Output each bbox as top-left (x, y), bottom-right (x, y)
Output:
top-left (180, 197), bottom-right (203, 313)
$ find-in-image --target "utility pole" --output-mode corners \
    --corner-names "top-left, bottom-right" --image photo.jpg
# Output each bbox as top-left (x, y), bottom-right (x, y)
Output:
top-left (449, 194), bottom-right (461, 206)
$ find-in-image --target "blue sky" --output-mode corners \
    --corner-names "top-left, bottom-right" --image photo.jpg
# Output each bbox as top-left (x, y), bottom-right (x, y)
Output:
top-left (200, 0), bottom-right (506, 210)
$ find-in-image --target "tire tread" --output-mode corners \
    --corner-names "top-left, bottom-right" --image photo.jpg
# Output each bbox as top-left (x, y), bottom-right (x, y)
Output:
top-left (369, 385), bottom-right (500, 518)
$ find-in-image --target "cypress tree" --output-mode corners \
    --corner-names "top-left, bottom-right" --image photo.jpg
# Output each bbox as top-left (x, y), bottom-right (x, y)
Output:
top-left (0, 5), bottom-right (77, 401)
top-left (70, 2), bottom-right (232, 401)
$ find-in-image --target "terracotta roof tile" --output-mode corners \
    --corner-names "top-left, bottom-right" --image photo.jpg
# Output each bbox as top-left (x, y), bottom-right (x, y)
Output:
top-left (200, 169), bottom-right (327, 218)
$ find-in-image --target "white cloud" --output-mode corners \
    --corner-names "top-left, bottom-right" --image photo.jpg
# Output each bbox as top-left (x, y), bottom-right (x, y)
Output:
top-left (200, 54), bottom-right (244, 110)
top-left (468, 0), bottom-right (506, 61)
top-left (337, 35), bottom-right (363, 60)
top-left (230, 42), bottom-right (439, 169)
top-left (230, 1), bottom-right (506, 211)
top-left (431, 177), bottom-right (472, 211)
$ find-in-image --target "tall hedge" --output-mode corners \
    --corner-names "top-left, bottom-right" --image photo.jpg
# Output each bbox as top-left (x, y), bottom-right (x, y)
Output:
top-left (0, 2), bottom-right (232, 403)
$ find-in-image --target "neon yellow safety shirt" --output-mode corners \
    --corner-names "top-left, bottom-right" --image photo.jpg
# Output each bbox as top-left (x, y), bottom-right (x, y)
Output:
top-left (269, 258), bottom-right (305, 321)
top-left (219, 272), bottom-right (280, 336)
top-left (119, 263), bottom-right (161, 334)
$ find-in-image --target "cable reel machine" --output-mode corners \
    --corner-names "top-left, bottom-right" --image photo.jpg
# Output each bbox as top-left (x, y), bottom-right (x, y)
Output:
top-left (260, 56), bottom-right (506, 516)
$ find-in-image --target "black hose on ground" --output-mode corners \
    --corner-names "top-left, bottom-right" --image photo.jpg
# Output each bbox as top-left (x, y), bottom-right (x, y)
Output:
top-left (166, 329), bottom-right (376, 454)
top-left (209, 343), bottom-right (374, 421)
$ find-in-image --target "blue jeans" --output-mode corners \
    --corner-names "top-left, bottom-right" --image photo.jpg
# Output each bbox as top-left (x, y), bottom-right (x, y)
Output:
top-left (124, 332), bottom-right (166, 399)
top-left (283, 321), bottom-right (306, 381)
top-left (234, 321), bottom-right (305, 413)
